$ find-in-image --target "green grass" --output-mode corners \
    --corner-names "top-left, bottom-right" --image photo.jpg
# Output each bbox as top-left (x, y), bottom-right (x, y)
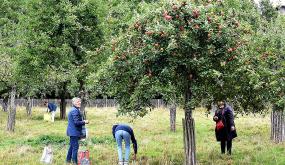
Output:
top-left (0, 107), bottom-right (284, 165)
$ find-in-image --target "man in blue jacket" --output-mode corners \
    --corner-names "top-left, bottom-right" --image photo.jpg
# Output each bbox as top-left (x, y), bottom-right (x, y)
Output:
top-left (112, 124), bottom-right (138, 165)
top-left (66, 97), bottom-right (89, 164)
top-left (44, 101), bottom-right (57, 122)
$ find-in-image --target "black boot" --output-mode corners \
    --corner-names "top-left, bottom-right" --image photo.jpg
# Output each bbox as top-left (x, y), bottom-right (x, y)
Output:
top-left (227, 140), bottom-right (232, 155)
top-left (221, 141), bottom-right (226, 154)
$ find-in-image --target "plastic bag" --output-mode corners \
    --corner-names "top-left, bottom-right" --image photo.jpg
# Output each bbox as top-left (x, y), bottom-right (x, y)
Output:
top-left (80, 126), bottom-right (88, 139)
top-left (40, 145), bottom-right (53, 164)
top-left (44, 113), bottom-right (51, 121)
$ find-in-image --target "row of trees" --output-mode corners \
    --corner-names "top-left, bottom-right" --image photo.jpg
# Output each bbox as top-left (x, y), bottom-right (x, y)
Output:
top-left (0, 0), bottom-right (284, 164)
top-left (0, 0), bottom-right (142, 128)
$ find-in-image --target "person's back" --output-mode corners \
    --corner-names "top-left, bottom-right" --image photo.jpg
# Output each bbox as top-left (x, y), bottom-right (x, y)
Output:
top-left (113, 124), bottom-right (133, 136)
top-left (112, 124), bottom-right (137, 165)
top-left (48, 103), bottom-right (57, 112)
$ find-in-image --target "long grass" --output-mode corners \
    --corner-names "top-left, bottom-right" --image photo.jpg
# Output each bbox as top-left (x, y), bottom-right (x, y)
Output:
top-left (0, 107), bottom-right (284, 165)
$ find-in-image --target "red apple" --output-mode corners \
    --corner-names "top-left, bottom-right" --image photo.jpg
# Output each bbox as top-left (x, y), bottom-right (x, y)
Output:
top-left (192, 9), bottom-right (200, 18)
top-left (227, 48), bottom-right (233, 53)
top-left (207, 16), bottom-right (211, 23)
top-left (194, 24), bottom-right (200, 29)
top-left (145, 31), bottom-right (154, 35)
top-left (164, 15), bottom-right (172, 20)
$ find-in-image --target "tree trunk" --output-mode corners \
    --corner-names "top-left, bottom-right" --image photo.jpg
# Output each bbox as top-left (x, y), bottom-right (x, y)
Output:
top-left (60, 97), bottom-right (67, 120)
top-left (271, 106), bottom-right (285, 143)
top-left (2, 96), bottom-right (8, 112)
top-left (79, 79), bottom-right (88, 119)
top-left (183, 116), bottom-right (196, 165)
top-left (60, 82), bottom-right (67, 119)
top-left (26, 96), bottom-right (32, 116)
top-left (79, 90), bottom-right (87, 117)
top-left (182, 81), bottom-right (196, 165)
top-left (169, 103), bottom-right (176, 132)
top-left (6, 85), bottom-right (16, 132)
top-left (80, 93), bottom-right (87, 119)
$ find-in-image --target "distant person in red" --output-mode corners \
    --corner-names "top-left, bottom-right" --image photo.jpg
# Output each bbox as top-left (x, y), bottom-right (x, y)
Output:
top-left (44, 101), bottom-right (57, 122)
top-left (213, 101), bottom-right (237, 155)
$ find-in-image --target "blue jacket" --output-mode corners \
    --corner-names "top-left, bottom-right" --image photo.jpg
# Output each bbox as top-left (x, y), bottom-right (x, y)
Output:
top-left (47, 103), bottom-right (57, 112)
top-left (66, 106), bottom-right (85, 137)
top-left (112, 124), bottom-right (138, 154)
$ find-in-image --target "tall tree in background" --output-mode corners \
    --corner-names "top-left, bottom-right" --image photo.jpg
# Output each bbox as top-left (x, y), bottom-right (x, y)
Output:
top-left (0, 0), bottom-right (24, 131)
top-left (258, 0), bottom-right (285, 143)
top-left (267, 18), bottom-right (285, 142)
top-left (258, 17), bottom-right (285, 143)
top-left (20, 0), bottom-right (103, 118)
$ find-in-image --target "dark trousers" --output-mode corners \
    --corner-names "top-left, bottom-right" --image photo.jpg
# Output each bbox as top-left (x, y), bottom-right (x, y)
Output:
top-left (66, 136), bottom-right (79, 163)
top-left (221, 140), bottom-right (232, 154)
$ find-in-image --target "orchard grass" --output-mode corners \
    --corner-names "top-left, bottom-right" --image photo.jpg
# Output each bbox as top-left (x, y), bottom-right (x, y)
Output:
top-left (0, 107), bottom-right (284, 165)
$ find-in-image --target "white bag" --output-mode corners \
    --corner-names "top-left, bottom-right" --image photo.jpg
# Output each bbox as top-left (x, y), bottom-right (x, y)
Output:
top-left (40, 145), bottom-right (53, 164)
top-left (85, 127), bottom-right (88, 139)
top-left (80, 127), bottom-right (88, 141)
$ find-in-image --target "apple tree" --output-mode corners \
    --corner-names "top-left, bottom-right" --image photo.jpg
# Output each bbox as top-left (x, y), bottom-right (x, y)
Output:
top-left (19, 0), bottom-right (104, 118)
top-left (99, 1), bottom-right (246, 164)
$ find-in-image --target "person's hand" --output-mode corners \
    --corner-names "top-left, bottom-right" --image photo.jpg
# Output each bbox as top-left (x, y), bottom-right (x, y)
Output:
top-left (84, 120), bottom-right (89, 124)
top-left (132, 154), bottom-right (137, 161)
top-left (213, 116), bottom-right (218, 121)
top-left (231, 126), bottom-right (235, 131)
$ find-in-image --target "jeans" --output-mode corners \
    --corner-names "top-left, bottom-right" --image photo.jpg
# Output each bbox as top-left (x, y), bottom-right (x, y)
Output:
top-left (51, 111), bottom-right (56, 122)
top-left (115, 130), bottom-right (131, 162)
top-left (66, 136), bottom-right (79, 164)
top-left (221, 140), bottom-right (232, 154)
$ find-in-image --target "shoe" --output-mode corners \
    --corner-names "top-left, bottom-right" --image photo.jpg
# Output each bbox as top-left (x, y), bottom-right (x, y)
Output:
top-left (118, 161), bottom-right (124, 165)
top-left (123, 161), bottom-right (129, 165)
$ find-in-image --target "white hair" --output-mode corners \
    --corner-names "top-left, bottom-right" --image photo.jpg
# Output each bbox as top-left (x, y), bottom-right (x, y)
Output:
top-left (72, 97), bottom-right (81, 106)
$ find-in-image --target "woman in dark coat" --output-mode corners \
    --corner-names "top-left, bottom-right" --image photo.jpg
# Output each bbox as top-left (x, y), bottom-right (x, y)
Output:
top-left (213, 101), bottom-right (237, 155)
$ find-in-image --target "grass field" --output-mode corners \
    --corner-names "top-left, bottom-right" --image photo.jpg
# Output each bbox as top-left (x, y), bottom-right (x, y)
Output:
top-left (0, 107), bottom-right (284, 165)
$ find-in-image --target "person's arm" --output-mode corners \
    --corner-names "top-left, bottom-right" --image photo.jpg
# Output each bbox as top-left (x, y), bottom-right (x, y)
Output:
top-left (130, 130), bottom-right (137, 154)
top-left (47, 104), bottom-right (51, 113)
top-left (112, 126), bottom-right (116, 139)
top-left (213, 111), bottom-right (219, 121)
top-left (71, 110), bottom-right (85, 126)
top-left (226, 108), bottom-right (235, 130)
